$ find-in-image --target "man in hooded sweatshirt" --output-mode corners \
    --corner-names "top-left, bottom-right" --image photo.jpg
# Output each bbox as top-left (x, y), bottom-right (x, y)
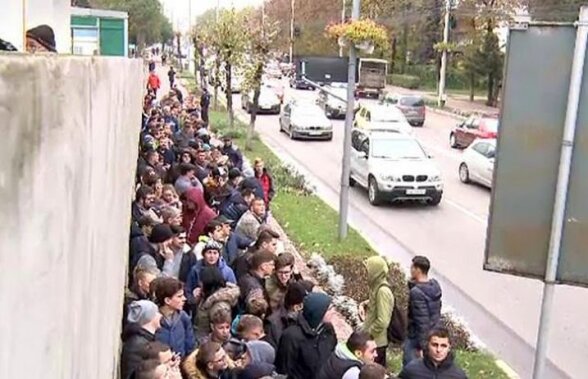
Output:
top-left (403, 256), bottom-right (442, 367)
top-left (399, 328), bottom-right (467, 379)
top-left (182, 187), bottom-right (217, 245)
top-left (276, 292), bottom-right (337, 379)
top-left (317, 330), bottom-right (378, 379)
top-left (360, 256), bottom-right (394, 366)
top-left (121, 300), bottom-right (163, 379)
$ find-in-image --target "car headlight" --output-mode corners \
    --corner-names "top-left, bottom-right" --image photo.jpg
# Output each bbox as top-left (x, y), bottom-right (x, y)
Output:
top-left (380, 174), bottom-right (402, 182)
top-left (428, 175), bottom-right (441, 182)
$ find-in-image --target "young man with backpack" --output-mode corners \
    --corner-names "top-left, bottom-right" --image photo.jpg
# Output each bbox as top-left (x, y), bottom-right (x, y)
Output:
top-left (360, 256), bottom-right (394, 366)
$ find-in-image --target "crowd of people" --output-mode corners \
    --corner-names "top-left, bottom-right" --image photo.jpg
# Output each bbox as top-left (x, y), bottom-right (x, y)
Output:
top-left (121, 62), bottom-right (469, 379)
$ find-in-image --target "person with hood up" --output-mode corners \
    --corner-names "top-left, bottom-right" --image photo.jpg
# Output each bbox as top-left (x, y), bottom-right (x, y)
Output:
top-left (183, 187), bottom-right (217, 245)
top-left (316, 330), bottom-right (377, 379)
top-left (264, 281), bottom-right (312, 349)
top-left (186, 240), bottom-right (237, 306)
top-left (194, 266), bottom-right (241, 341)
top-left (359, 256), bottom-right (394, 366)
top-left (121, 300), bottom-right (163, 379)
top-left (276, 292), bottom-right (337, 379)
top-left (154, 278), bottom-right (195, 357)
top-left (399, 328), bottom-right (467, 379)
top-left (403, 256), bottom-right (442, 367)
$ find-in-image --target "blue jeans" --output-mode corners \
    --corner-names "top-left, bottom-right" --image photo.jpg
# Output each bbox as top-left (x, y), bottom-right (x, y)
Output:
top-left (402, 337), bottom-right (421, 367)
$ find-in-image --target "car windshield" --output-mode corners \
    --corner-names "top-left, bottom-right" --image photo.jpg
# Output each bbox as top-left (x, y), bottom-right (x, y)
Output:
top-left (484, 119), bottom-right (499, 132)
top-left (399, 96), bottom-right (425, 107)
top-left (293, 106), bottom-right (324, 120)
top-left (371, 107), bottom-right (403, 122)
top-left (259, 90), bottom-right (277, 101)
top-left (371, 138), bottom-right (427, 160)
top-left (328, 88), bottom-right (347, 100)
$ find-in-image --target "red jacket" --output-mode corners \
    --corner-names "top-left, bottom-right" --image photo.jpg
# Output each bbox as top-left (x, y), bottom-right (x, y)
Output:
top-left (256, 169), bottom-right (275, 203)
top-left (182, 187), bottom-right (217, 245)
top-left (148, 73), bottom-right (161, 90)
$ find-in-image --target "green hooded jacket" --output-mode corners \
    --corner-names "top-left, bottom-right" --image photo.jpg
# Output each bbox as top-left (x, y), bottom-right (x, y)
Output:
top-left (363, 256), bottom-right (394, 347)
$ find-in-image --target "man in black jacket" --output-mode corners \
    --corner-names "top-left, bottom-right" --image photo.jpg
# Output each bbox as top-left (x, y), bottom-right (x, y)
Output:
top-left (316, 330), bottom-right (377, 379)
top-left (121, 300), bottom-right (162, 379)
top-left (264, 281), bottom-right (308, 349)
top-left (276, 292), bottom-right (337, 379)
top-left (403, 256), bottom-right (442, 367)
top-left (399, 328), bottom-right (467, 379)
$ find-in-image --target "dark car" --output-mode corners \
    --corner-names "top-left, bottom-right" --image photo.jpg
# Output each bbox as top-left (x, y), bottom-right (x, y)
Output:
top-left (449, 116), bottom-right (499, 148)
top-left (289, 76), bottom-right (315, 90)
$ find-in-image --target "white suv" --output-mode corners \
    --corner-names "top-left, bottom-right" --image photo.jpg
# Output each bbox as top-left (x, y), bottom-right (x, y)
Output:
top-left (349, 129), bottom-right (443, 206)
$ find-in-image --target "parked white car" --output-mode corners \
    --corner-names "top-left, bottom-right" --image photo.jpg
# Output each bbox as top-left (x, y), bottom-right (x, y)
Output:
top-left (349, 129), bottom-right (443, 206)
top-left (459, 138), bottom-right (496, 188)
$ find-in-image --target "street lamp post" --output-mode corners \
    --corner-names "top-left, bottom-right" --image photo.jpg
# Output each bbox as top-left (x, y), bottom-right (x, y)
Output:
top-left (338, 0), bottom-right (360, 240)
top-left (289, 0), bottom-right (295, 63)
top-left (339, 0), bottom-right (345, 57)
top-left (438, 0), bottom-right (451, 107)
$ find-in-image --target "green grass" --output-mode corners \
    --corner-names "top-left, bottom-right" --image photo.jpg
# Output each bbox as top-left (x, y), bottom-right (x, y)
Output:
top-left (207, 107), bottom-right (512, 379)
top-left (271, 191), bottom-right (373, 259)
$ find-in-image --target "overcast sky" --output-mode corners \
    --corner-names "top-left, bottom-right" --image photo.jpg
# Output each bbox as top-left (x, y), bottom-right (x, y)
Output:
top-left (161, 0), bottom-right (264, 32)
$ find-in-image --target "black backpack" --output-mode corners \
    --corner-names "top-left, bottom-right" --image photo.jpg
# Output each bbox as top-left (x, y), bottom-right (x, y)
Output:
top-left (378, 283), bottom-right (407, 345)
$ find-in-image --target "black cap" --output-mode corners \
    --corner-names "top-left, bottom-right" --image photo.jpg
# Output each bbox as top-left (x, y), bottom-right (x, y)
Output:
top-left (26, 25), bottom-right (56, 52)
top-left (215, 215), bottom-right (233, 225)
top-left (148, 224), bottom-right (175, 243)
top-left (228, 168), bottom-right (242, 180)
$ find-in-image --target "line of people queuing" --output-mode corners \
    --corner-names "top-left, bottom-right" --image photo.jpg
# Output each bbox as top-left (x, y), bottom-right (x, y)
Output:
top-left (120, 67), bottom-right (469, 379)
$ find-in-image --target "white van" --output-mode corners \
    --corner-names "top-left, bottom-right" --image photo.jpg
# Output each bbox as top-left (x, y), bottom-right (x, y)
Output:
top-left (349, 129), bottom-right (443, 206)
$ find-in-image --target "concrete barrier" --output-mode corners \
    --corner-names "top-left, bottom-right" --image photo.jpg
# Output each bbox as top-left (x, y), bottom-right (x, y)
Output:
top-left (0, 54), bottom-right (144, 379)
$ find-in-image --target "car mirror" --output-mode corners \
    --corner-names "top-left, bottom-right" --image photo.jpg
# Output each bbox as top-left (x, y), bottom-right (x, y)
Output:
top-left (428, 153), bottom-right (434, 159)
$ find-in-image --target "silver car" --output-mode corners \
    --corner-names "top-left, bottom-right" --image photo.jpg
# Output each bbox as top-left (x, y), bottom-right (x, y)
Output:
top-left (317, 86), bottom-right (348, 119)
top-left (383, 93), bottom-right (426, 126)
top-left (279, 101), bottom-right (333, 140)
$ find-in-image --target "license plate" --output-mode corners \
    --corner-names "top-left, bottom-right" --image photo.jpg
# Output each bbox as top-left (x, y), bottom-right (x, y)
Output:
top-left (309, 131), bottom-right (323, 136)
top-left (406, 189), bottom-right (426, 195)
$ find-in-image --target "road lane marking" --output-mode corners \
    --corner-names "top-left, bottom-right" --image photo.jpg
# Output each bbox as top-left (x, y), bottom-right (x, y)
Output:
top-left (444, 198), bottom-right (488, 224)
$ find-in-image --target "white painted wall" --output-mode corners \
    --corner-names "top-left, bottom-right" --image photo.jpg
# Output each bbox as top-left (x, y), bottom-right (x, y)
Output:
top-left (0, 55), bottom-right (144, 379)
top-left (0, 0), bottom-right (71, 53)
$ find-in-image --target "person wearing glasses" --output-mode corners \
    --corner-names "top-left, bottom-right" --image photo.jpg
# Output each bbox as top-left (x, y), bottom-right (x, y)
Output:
top-left (183, 341), bottom-right (233, 379)
top-left (398, 328), bottom-right (467, 379)
top-left (265, 252), bottom-right (304, 313)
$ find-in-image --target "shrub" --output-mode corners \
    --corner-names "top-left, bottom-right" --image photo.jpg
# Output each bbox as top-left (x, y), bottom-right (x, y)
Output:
top-left (388, 74), bottom-right (421, 89)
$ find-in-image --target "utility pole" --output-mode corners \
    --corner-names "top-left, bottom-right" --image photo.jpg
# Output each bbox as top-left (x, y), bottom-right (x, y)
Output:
top-left (438, 0), bottom-right (451, 107)
top-left (289, 0), bottom-right (295, 63)
top-left (338, 0), bottom-right (360, 240)
top-left (339, 0), bottom-right (345, 57)
top-left (532, 7), bottom-right (588, 378)
top-left (216, 0), bottom-right (220, 22)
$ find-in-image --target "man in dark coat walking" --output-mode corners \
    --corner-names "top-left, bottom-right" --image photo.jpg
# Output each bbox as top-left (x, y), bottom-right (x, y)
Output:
top-left (200, 88), bottom-right (211, 125)
top-left (120, 300), bottom-right (162, 379)
top-left (399, 328), bottom-right (467, 379)
top-left (404, 256), bottom-right (442, 367)
top-left (276, 292), bottom-right (337, 379)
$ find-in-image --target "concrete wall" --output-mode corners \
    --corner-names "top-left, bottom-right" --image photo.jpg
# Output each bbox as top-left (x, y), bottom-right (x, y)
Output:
top-left (0, 54), bottom-right (144, 378)
top-left (0, 0), bottom-right (71, 53)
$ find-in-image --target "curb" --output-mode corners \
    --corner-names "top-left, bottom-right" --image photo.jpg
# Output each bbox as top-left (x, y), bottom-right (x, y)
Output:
top-left (495, 359), bottom-right (521, 379)
top-left (426, 105), bottom-right (468, 121)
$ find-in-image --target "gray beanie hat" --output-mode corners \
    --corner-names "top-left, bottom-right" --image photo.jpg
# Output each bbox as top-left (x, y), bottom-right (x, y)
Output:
top-left (246, 340), bottom-right (275, 364)
top-left (127, 300), bottom-right (159, 325)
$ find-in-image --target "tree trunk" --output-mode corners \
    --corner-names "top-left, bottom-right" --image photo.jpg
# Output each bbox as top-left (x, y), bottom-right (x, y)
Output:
top-left (213, 58), bottom-right (220, 110)
top-left (390, 36), bottom-right (397, 74)
top-left (246, 64), bottom-right (264, 151)
top-left (469, 73), bottom-right (475, 102)
top-left (226, 63), bottom-right (234, 128)
top-left (400, 23), bottom-right (409, 74)
top-left (176, 34), bottom-right (182, 71)
top-left (486, 73), bottom-right (495, 106)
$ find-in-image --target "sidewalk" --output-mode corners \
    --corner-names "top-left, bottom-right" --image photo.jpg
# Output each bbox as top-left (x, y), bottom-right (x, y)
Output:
top-left (386, 84), bottom-right (499, 118)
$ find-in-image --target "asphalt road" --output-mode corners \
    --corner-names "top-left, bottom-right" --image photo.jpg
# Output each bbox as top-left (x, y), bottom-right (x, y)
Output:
top-left (231, 83), bottom-right (586, 379)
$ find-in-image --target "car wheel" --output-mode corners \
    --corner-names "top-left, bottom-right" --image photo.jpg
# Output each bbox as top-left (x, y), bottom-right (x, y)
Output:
top-left (459, 163), bottom-right (470, 184)
top-left (417, 121), bottom-right (425, 127)
top-left (450, 133), bottom-right (458, 148)
top-left (349, 176), bottom-right (356, 187)
top-left (428, 193), bottom-right (442, 206)
top-left (368, 176), bottom-right (383, 206)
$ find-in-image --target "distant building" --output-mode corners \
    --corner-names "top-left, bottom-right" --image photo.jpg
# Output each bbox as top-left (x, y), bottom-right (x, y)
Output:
top-left (71, 7), bottom-right (129, 57)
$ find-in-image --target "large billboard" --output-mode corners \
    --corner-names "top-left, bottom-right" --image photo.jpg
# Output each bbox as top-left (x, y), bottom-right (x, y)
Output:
top-left (485, 23), bottom-right (588, 287)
